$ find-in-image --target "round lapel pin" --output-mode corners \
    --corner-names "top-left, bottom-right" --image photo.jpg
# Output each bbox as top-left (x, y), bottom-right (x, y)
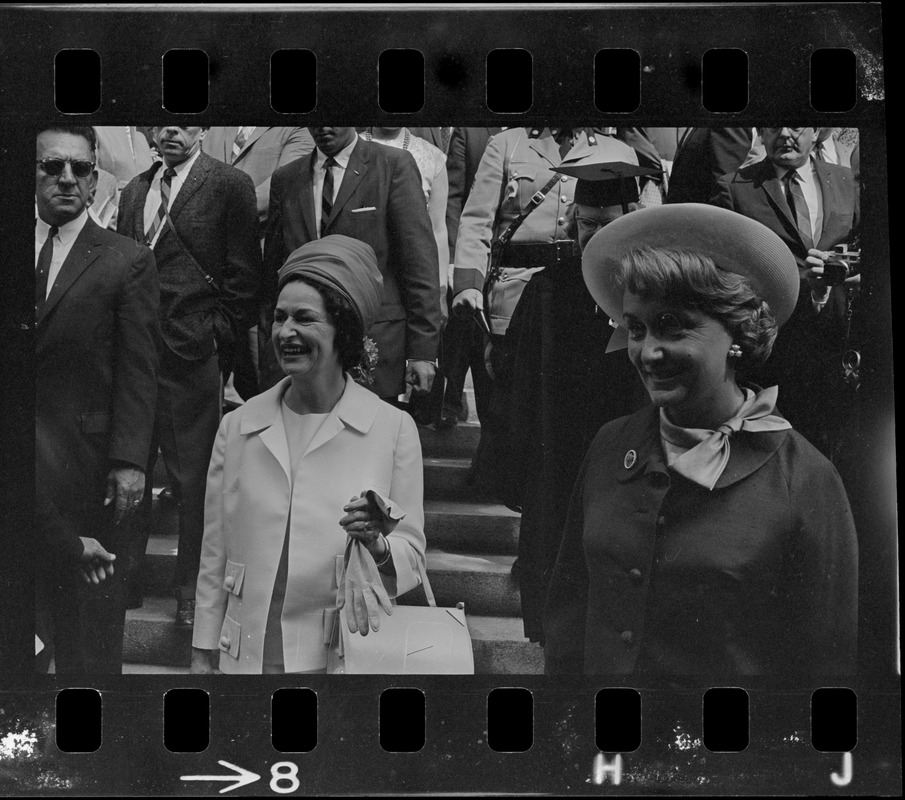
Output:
top-left (624, 450), bottom-right (637, 469)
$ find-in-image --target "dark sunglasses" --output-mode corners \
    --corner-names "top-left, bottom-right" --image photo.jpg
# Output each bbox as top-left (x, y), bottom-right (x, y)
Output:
top-left (36, 158), bottom-right (95, 178)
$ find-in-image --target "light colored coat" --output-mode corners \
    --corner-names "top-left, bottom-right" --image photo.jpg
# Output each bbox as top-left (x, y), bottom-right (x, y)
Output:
top-left (452, 127), bottom-right (638, 334)
top-left (202, 127), bottom-right (315, 227)
top-left (193, 375), bottom-right (427, 673)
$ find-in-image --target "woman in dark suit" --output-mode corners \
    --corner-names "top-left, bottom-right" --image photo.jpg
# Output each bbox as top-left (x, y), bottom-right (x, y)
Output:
top-left (544, 204), bottom-right (858, 680)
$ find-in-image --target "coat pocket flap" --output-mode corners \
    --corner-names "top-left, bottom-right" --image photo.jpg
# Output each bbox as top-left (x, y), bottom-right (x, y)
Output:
top-left (223, 560), bottom-right (246, 596)
top-left (510, 164), bottom-right (538, 181)
top-left (218, 614), bottom-right (241, 659)
top-left (78, 412), bottom-right (111, 435)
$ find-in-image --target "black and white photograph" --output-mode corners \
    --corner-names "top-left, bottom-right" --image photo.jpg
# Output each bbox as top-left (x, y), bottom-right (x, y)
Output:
top-left (1, 2), bottom-right (898, 795)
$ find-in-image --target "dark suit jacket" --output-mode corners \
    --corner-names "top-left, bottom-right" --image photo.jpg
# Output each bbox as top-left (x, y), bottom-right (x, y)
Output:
top-left (445, 127), bottom-right (502, 261)
top-left (263, 138), bottom-right (442, 397)
top-left (710, 157), bottom-right (860, 453)
top-left (544, 404), bottom-right (858, 679)
top-left (36, 218), bottom-right (159, 554)
top-left (118, 152), bottom-right (262, 362)
top-left (667, 127), bottom-right (753, 204)
top-left (711, 157), bottom-right (859, 272)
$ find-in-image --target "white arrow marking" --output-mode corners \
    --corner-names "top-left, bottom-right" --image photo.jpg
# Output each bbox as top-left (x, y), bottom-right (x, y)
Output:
top-left (181, 760), bottom-right (261, 794)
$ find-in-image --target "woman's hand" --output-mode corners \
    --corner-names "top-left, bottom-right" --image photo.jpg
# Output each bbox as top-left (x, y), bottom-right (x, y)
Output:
top-left (190, 647), bottom-right (216, 675)
top-left (339, 493), bottom-right (391, 563)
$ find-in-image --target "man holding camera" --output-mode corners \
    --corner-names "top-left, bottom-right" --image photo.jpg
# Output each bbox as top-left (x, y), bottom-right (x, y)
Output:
top-left (711, 125), bottom-right (860, 459)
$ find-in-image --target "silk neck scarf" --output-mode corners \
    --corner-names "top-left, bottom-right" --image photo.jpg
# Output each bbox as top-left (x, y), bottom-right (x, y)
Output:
top-left (660, 385), bottom-right (791, 490)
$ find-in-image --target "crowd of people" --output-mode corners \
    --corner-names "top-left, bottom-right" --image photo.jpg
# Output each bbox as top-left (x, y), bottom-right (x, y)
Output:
top-left (35, 123), bottom-right (862, 678)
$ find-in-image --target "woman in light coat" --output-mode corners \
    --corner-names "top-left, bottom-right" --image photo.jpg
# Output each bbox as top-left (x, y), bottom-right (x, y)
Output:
top-left (191, 235), bottom-right (427, 674)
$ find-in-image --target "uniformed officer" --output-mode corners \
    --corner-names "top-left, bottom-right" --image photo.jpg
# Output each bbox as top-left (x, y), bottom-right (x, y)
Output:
top-left (450, 126), bottom-right (637, 504)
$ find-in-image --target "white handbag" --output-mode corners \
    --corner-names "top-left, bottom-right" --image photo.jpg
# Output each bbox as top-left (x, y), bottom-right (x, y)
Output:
top-left (326, 540), bottom-right (475, 675)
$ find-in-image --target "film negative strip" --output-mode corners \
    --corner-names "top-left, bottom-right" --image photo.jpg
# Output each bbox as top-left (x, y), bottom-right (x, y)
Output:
top-left (1, 2), bottom-right (898, 795)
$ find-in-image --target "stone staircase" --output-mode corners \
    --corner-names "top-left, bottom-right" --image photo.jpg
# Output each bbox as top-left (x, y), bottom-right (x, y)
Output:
top-left (122, 403), bottom-right (544, 674)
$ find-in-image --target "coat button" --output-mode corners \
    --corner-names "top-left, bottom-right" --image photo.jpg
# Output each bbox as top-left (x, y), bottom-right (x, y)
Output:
top-left (219, 635), bottom-right (231, 648)
top-left (657, 515), bottom-right (667, 527)
top-left (561, 176), bottom-right (568, 183)
top-left (561, 195), bottom-right (568, 202)
top-left (621, 630), bottom-right (634, 646)
top-left (628, 568), bottom-right (643, 584)
top-left (558, 217), bottom-right (566, 225)
top-left (224, 576), bottom-right (236, 590)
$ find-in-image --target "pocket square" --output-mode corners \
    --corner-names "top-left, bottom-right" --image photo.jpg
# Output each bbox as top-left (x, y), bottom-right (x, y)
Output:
top-left (351, 206), bottom-right (377, 213)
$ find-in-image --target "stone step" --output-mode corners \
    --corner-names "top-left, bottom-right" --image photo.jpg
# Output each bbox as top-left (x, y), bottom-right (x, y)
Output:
top-left (123, 599), bottom-right (541, 674)
top-left (144, 498), bottom-right (521, 555)
top-left (416, 422), bottom-right (480, 459)
top-left (424, 457), bottom-right (473, 500)
top-left (141, 540), bottom-right (521, 617)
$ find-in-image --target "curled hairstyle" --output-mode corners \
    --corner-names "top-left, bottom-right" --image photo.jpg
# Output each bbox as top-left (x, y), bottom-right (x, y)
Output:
top-left (38, 126), bottom-right (98, 157)
top-left (618, 247), bottom-right (778, 370)
top-left (278, 275), bottom-right (365, 372)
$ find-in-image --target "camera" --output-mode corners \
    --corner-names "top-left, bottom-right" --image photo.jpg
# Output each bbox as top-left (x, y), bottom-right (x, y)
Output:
top-left (823, 244), bottom-right (861, 287)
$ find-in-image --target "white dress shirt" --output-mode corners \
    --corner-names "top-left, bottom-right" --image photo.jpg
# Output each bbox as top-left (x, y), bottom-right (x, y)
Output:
top-left (35, 209), bottom-right (90, 299)
top-left (142, 148), bottom-right (203, 247)
top-left (313, 138), bottom-right (358, 237)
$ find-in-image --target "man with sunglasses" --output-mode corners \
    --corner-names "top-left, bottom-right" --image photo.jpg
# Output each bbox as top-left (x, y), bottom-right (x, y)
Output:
top-left (118, 125), bottom-right (261, 627)
top-left (711, 125), bottom-right (860, 461)
top-left (35, 126), bottom-right (159, 673)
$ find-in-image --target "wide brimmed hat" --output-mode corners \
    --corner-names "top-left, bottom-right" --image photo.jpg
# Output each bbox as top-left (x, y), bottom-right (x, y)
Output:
top-left (582, 203), bottom-right (800, 348)
top-left (277, 235), bottom-right (383, 331)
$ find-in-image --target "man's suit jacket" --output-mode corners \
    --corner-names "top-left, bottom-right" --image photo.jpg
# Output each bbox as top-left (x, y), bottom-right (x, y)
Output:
top-left (36, 218), bottom-right (159, 554)
top-left (710, 157), bottom-right (860, 451)
top-left (202, 127), bottom-right (315, 229)
top-left (710, 156), bottom-right (859, 272)
top-left (118, 152), bottom-right (262, 362)
top-left (667, 127), bottom-right (753, 204)
top-left (262, 138), bottom-right (442, 397)
top-left (445, 127), bottom-right (502, 262)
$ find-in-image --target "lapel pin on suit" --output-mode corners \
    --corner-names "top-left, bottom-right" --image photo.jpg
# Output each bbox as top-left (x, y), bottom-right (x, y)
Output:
top-left (624, 450), bottom-right (637, 469)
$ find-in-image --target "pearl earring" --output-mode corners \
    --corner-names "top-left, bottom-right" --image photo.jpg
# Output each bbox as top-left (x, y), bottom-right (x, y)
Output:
top-left (729, 343), bottom-right (743, 358)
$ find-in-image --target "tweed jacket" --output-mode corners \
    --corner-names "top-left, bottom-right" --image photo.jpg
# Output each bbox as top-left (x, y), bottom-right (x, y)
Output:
top-left (193, 375), bottom-right (427, 673)
top-left (544, 403), bottom-right (858, 680)
top-left (118, 151), bottom-right (262, 361)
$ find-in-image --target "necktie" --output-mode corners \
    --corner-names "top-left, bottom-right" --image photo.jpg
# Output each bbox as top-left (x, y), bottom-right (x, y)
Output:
top-left (321, 156), bottom-right (337, 237)
top-left (232, 126), bottom-right (251, 163)
top-left (145, 167), bottom-right (176, 246)
top-left (555, 128), bottom-right (574, 160)
top-left (440, 126), bottom-right (452, 154)
top-left (784, 169), bottom-right (813, 249)
top-left (35, 225), bottom-right (59, 313)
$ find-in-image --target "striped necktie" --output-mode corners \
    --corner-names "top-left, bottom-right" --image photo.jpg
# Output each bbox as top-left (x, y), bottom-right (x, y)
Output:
top-left (440, 126), bottom-right (452, 154)
top-left (232, 126), bottom-right (252, 163)
top-left (145, 167), bottom-right (176, 246)
top-left (320, 156), bottom-right (337, 237)
top-left (35, 225), bottom-right (58, 313)
top-left (783, 169), bottom-right (813, 249)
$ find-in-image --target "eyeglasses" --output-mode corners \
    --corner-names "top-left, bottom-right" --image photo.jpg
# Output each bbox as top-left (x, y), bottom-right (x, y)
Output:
top-left (36, 158), bottom-right (95, 178)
